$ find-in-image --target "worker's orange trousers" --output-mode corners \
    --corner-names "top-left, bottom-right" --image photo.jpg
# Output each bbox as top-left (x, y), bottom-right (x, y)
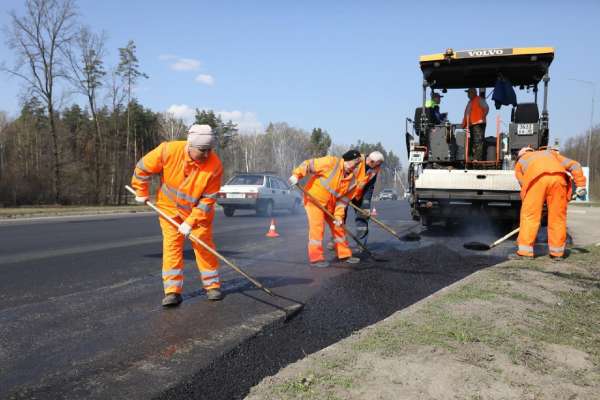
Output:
top-left (158, 215), bottom-right (220, 295)
top-left (517, 173), bottom-right (568, 257)
top-left (305, 201), bottom-right (352, 263)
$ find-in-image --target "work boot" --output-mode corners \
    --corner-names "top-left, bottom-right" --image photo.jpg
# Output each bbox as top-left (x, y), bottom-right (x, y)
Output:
top-left (206, 289), bottom-right (223, 301)
top-left (162, 293), bottom-right (183, 307)
top-left (310, 260), bottom-right (330, 268)
top-left (549, 255), bottom-right (564, 262)
top-left (508, 253), bottom-right (534, 261)
top-left (339, 256), bottom-right (360, 265)
top-left (326, 241), bottom-right (335, 251)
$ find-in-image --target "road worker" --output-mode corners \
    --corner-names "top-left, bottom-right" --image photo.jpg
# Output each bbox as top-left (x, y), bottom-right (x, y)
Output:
top-left (425, 92), bottom-right (445, 124)
top-left (326, 151), bottom-right (384, 250)
top-left (288, 150), bottom-right (362, 268)
top-left (462, 88), bottom-right (489, 161)
top-left (131, 124), bottom-right (223, 306)
top-left (512, 147), bottom-right (587, 261)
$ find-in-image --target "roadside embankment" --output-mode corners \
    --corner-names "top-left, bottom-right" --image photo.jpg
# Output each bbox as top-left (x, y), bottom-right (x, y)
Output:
top-left (246, 245), bottom-right (600, 400)
top-left (0, 205), bottom-right (148, 219)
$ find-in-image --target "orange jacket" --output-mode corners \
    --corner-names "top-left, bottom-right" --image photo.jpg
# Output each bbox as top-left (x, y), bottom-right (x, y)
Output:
top-left (292, 156), bottom-right (358, 219)
top-left (462, 95), bottom-right (487, 127)
top-left (515, 149), bottom-right (586, 199)
top-left (131, 141), bottom-right (223, 227)
top-left (352, 154), bottom-right (380, 200)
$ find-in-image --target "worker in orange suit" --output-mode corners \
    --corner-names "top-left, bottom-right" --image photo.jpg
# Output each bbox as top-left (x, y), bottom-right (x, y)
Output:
top-left (512, 147), bottom-right (587, 261)
top-left (288, 150), bottom-right (362, 268)
top-left (131, 124), bottom-right (223, 306)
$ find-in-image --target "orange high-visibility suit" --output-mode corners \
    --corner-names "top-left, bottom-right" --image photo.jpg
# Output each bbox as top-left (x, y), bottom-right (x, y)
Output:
top-left (131, 141), bottom-right (223, 294)
top-left (292, 156), bottom-right (358, 263)
top-left (515, 149), bottom-right (586, 257)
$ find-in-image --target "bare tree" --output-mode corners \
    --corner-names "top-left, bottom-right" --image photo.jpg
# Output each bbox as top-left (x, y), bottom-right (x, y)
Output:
top-left (66, 25), bottom-right (106, 203)
top-left (105, 69), bottom-right (126, 204)
top-left (0, 111), bottom-right (10, 181)
top-left (159, 112), bottom-right (187, 141)
top-left (2, 0), bottom-right (78, 203)
top-left (117, 40), bottom-right (148, 169)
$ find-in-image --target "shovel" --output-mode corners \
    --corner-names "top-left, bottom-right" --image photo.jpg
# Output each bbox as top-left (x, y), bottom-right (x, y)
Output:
top-left (463, 227), bottom-right (520, 251)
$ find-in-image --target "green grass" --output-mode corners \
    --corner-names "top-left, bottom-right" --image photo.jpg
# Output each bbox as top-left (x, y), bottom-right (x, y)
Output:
top-left (353, 245), bottom-right (600, 369)
top-left (275, 371), bottom-right (353, 400)
top-left (264, 245), bottom-right (600, 399)
top-left (0, 204), bottom-right (147, 218)
top-left (525, 288), bottom-right (600, 366)
top-left (437, 283), bottom-right (498, 303)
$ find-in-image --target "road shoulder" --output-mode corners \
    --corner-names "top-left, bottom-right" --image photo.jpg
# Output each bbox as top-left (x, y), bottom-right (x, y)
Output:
top-left (246, 245), bottom-right (600, 400)
top-left (568, 204), bottom-right (600, 246)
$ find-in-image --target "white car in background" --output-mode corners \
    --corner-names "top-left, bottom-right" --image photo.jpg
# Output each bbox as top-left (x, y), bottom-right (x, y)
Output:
top-left (378, 188), bottom-right (398, 201)
top-left (217, 173), bottom-right (302, 217)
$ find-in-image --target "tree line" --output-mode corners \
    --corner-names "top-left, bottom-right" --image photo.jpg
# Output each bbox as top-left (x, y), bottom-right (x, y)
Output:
top-left (0, 0), bottom-right (402, 206)
top-left (563, 127), bottom-right (599, 200)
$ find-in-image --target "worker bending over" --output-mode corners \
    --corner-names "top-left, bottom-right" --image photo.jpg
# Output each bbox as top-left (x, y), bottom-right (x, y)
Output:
top-left (513, 147), bottom-right (587, 261)
top-left (131, 124), bottom-right (223, 307)
top-left (289, 150), bottom-right (362, 268)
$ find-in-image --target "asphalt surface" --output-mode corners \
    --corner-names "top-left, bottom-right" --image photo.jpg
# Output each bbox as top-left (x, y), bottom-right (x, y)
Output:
top-left (0, 201), bottom-right (515, 399)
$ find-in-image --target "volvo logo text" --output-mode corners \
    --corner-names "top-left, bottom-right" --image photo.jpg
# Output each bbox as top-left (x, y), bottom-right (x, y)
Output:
top-left (467, 49), bottom-right (505, 57)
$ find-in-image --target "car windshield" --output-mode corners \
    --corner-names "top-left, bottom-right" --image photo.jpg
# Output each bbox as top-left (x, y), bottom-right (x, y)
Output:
top-left (227, 175), bottom-right (264, 185)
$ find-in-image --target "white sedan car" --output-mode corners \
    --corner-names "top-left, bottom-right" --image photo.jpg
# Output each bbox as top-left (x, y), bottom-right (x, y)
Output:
top-left (217, 173), bottom-right (302, 217)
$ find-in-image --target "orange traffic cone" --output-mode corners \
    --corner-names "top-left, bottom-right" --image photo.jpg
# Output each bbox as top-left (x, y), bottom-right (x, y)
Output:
top-left (371, 208), bottom-right (378, 217)
top-left (266, 218), bottom-right (280, 237)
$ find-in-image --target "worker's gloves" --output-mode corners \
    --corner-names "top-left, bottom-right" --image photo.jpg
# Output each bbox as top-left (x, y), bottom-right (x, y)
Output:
top-left (333, 218), bottom-right (343, 227)
top-left (575, 187), bottom-right (587, 199)
top-left (178, 222), bottom-right (192, 237)
top-left (135, 196), bottom-right (149, 204)
top-left (361, 209), bottom-right (371, 218)
top-left (288, 175), bottom-right (299, 186)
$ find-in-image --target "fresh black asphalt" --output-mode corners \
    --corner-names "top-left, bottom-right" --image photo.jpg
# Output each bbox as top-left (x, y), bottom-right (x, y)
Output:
top-left (0, 201), bottom-right (514, 399)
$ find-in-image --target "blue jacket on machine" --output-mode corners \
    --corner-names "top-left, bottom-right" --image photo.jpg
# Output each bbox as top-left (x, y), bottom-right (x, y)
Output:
top-left (492, 79), bottom-right (517, 110)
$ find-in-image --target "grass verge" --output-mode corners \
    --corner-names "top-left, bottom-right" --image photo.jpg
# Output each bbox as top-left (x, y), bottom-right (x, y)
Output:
top-left (248, 246), bottom-right (600, 399)
top-left (0, 205), bottom-right (149, 219)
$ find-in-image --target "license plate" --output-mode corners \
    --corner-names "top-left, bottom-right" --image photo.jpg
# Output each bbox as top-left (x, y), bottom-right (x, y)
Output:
top-left (517, 123), bottom-right (535, 135)
top-left (227, 193), bottom-right (245, 199)
top-left (409, 151), bottom-right (425, 163)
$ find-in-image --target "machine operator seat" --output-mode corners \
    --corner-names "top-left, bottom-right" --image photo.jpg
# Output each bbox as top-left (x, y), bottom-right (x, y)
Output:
top-left (511, 103), bottom-right (540, 124)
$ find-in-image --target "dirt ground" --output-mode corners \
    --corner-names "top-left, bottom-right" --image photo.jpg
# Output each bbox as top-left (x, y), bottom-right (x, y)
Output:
top-left (246, 243), bottom-right (600, 400)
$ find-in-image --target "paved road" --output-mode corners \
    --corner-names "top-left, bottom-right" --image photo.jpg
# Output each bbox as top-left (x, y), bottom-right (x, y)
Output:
top-left (0, 201), bottom-right (515, 399)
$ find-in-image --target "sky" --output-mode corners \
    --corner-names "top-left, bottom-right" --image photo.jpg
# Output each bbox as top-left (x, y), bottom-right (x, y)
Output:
top-left (1, 0), bottom-right (599, 163)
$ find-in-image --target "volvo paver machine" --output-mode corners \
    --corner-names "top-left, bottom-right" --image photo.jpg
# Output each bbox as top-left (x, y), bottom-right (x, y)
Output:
top-left (406, 47), bottom-right (555, 226)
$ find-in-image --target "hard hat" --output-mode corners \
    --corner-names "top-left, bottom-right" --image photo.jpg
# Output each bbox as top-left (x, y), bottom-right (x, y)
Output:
top-left (518, 147), bottom-right (534, 158)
